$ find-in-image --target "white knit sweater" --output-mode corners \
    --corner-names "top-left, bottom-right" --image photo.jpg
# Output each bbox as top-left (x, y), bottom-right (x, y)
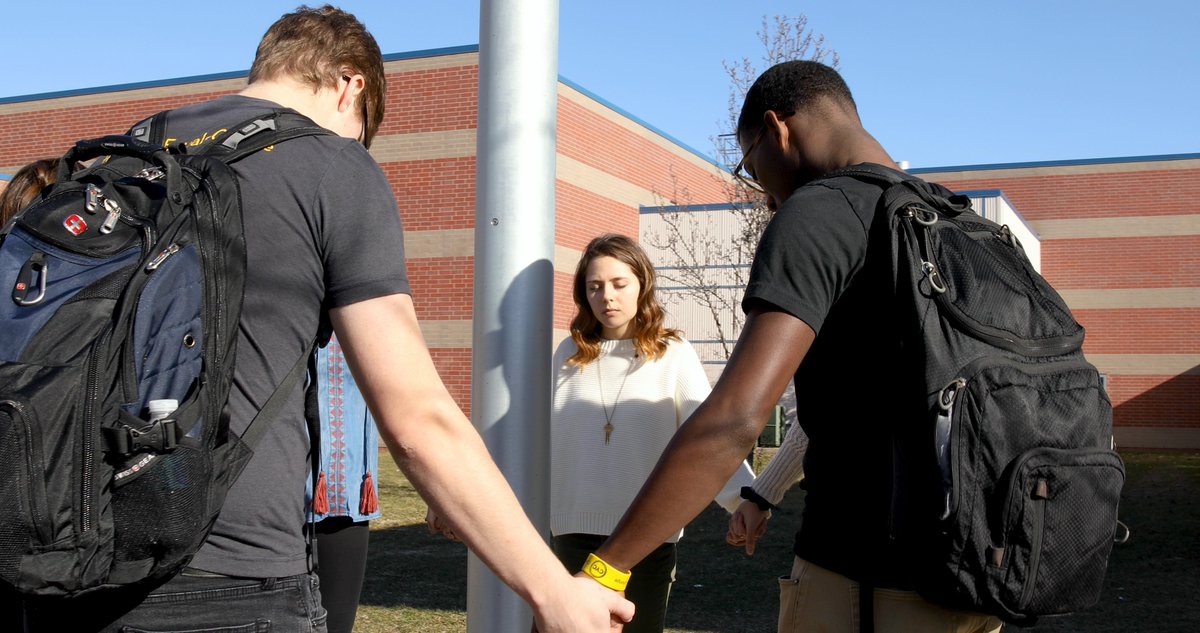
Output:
top-left (550, 337), bottom-right (754, 543)
top-left (751, 417), bottom-right (808, 506)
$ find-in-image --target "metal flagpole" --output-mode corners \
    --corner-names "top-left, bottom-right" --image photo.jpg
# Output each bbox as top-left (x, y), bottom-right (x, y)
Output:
top-left (468, 0), bottom-right (559, 630)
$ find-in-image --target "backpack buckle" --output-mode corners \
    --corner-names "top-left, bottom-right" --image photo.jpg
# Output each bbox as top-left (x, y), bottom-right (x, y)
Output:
top-left (129, 419), bottom-right (179, 452)
top-left (103, 418), bottom-right (180, 455)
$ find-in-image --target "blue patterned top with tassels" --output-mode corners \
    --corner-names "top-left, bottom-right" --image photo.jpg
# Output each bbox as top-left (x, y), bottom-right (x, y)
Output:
top-left (305, 335), bottom-right (383, 522)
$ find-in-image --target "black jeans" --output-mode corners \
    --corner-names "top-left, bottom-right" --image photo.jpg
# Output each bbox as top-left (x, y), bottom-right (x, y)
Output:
top-left (553, 533), bottom-right (677, 633)
top-left (21, 569), bottom-right (327, 632)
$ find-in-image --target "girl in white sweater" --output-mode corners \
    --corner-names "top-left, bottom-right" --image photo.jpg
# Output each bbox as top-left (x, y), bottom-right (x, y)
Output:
top-left (551, 234), bottom-right (754, 633)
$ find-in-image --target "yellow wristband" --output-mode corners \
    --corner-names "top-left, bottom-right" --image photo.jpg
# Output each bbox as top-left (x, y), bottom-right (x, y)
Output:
top-left (581, 553), bottom-right (630, 592)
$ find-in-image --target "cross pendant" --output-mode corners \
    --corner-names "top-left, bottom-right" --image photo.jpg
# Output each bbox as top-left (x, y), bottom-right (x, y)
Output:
top-left (604, 422), bottom-right (614, 445)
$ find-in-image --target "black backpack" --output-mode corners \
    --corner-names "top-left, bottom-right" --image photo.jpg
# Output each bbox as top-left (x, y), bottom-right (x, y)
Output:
top-left (830, 165), bottom-right (1125, 627)
top-left (0, 110), bottom-right (329, 601)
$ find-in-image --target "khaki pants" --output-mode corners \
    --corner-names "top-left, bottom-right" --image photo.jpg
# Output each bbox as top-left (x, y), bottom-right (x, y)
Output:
top-left (778, 557), bottom-right (1004, 633)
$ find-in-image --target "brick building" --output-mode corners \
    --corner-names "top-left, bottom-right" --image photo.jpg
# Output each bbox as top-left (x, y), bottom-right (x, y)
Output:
top-left (2, 45), bottom-right (1195, 449)
top-left (643, 156), bottom-right (1199, 450)
top-left (0, 45), bottom-right (731, 418)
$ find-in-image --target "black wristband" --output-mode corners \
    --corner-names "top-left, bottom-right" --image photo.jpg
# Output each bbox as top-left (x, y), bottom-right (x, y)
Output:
top-left (740, 486), bottom-right (776, 512)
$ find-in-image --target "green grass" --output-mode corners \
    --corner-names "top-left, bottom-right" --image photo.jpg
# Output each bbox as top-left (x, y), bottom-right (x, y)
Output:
top-left (356, 451), bottom-right (1200, 632)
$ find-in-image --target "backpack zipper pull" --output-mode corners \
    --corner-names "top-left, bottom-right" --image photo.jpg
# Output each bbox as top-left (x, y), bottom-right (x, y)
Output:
top-left (85, 184), bottom-right (102, 214)
top-left (136, 167), bottom-right (165, 181)
top-left (145, 243), bottom-right (181, 271)
top-left (935, 378), bottom-right (966, 520)
top-left (922, 261), bottom-right (947, 294)
top-left (100, 199), bottom-right (122, 234)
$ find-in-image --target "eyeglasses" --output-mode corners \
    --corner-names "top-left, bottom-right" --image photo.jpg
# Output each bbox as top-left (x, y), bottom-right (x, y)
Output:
top-left (732, 111), bottom-right (794, 195)
top-left (732, 126), bottom-right (767, 194)
top-left (360, 98), bottom-right (371, 149)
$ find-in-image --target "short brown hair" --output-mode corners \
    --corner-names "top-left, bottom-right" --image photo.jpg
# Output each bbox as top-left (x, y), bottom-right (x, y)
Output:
top-left (569, 234), bottom-right (680, 366)
top-left (0, 158), bottom-right (59, 225)
top-left (249, 5), bottom-right (386, 146)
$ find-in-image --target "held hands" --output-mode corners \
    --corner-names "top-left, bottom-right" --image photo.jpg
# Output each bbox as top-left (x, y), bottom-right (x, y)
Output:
top-left (425, 506), bottom-right (461, 543)
top-left (726, 499), bottom-right (771, 555)
top-left (425, 505), bottom-right (631, 632)
top-left (530, 573), bottom-right (634, 632)
top-left (427, 507), bottom-right (631, 632)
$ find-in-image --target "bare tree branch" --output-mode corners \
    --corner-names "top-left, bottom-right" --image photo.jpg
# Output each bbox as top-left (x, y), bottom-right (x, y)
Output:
top-left (648, 14), bottom-right (838, 365)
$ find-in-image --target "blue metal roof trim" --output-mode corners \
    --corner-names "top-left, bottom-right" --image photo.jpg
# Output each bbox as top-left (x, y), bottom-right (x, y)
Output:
top-left (640, 202), bottom-right (749, 214)
top-left (957, 188), bottom-right (1022, 212)
top-left (382, 44), bottom-right (479, 62)
top-left (0, 70), bottom-right (250, 105)
top-left (910, 153), bottom-right (1200, 174)
top-left (558, 75), bottom-right (725, 171)
top-left (0, 45), bottom-right (482, 106)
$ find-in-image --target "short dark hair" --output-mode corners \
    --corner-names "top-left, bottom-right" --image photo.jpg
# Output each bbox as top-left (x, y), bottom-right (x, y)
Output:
top-left (736, 60), bottom-right (856, 139)
top-left (249, 5), bottom-right (386, 147)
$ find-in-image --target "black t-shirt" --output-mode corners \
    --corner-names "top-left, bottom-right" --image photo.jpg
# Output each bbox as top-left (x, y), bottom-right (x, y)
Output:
top-left (157, 95), bottom-right (411, 577)
top-left (743, 164), bottom-right (910, 586)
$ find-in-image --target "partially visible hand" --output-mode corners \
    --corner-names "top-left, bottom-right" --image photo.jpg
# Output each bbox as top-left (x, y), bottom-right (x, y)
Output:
top-left (726, 499), bottom-right (770, 555)
top-left (425, 506), bottom-right (461, 543)
top-left (530, 573), bottom-right (634, 632)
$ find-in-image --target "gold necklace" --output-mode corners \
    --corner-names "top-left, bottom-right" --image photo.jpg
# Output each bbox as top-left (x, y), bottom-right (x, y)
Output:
top-left (596, 350), bottom-right (634, 446)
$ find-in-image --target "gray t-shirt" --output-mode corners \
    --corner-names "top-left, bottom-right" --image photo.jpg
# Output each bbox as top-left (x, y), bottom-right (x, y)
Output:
top-left (156, 95), bottom-right (410, 577)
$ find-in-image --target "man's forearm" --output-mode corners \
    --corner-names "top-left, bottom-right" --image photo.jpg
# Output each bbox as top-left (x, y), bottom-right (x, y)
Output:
top-left (379, 399), bottom-right (570, 607)
top-left (595, 307), bottom-right (814, 573)
top-left (596, 400), bottom-right (763, 571)
top-left (329, 296), bottom-right (569, 607)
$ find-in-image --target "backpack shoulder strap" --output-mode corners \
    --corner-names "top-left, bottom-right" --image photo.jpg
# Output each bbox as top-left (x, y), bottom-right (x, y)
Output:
top-left (823, 162), bottom-right (911, 187)
top-left (128, 112), bottom-right (169, 146)
top-left (239, 340), bottom-right (320, 450)
top-left (825, 164), bottom-right (974, 221)
top-left (127, 108), bottom-right (332, 160)
top-left (200, 110), bottom-right (333, 163)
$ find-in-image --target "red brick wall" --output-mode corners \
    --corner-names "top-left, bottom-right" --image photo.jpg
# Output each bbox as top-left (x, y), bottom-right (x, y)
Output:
top-left (1041, 237), bottom-right (1200, 289)
top-left (920, 165), bottom-right (1200, 443)
top-left (386, 157), bottom-right (477, 231)
top-left (553, 93), bottom-right (728, 338)
top-left (940, 170), bottom-right (1196, 220)
top-left (0, 92), bottom-right (239, 164)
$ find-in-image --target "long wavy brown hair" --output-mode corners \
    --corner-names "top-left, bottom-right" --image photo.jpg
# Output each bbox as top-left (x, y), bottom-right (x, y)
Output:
top-left (568, 234), bottom-right (679, 366)
top-left (0, 158), bottom-right (59, 225)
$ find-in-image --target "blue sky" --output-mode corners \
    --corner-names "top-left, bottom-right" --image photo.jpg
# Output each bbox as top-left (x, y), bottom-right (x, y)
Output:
top-left (2, 1), bottom-right (1196, 168)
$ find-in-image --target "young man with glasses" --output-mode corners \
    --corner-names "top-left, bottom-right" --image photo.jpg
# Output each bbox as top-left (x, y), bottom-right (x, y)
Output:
top-left (19, 6), bottom-right (631, 632)
top-left (585, 60), bottom-right (1003, 633)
